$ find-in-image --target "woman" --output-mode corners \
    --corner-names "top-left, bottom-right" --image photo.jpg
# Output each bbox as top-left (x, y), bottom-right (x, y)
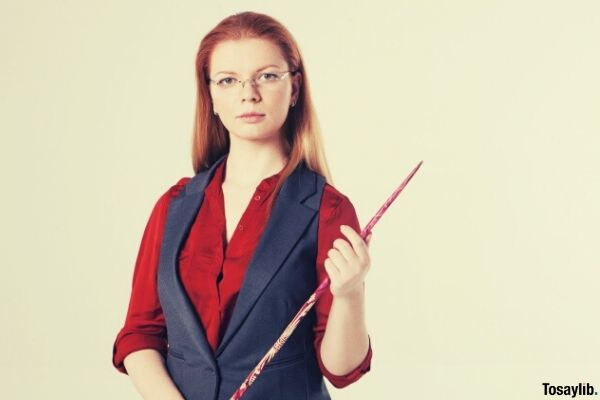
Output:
top-left (112, 11), bottom-right (373, 400)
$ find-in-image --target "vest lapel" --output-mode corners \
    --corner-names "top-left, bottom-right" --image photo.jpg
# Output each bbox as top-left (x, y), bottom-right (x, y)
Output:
top-left (157, 153), bottom-right (227, 368)
top-left (215, 160), bottom-right (318, 356)
top-left (159, 153), bottom-right (319, 362)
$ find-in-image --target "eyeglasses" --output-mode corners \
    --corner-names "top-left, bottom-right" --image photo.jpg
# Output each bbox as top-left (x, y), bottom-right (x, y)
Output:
top-left (207, 70), bottom-right (296, 92)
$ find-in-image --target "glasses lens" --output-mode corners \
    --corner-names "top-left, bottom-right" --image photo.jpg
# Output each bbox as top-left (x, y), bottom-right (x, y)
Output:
top-left (216, 77), bottom-right (237, 88)
top-left (214, 71), bottom-right (289, 91)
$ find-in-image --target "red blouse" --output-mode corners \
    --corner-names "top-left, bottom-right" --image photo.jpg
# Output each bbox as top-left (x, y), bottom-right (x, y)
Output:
top-left (112, 159), bottom-right (372, 388)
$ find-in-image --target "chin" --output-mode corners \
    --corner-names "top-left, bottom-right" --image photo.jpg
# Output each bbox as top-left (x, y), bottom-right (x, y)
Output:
top-left (229, 130), bottom-right (277, 142)
top-left (233, 124), bottom-right (279, 138)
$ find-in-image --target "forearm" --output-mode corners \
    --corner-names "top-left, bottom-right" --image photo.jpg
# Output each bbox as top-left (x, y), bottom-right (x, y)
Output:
top-left (319, 285), bottom-right (370, 375)
top-left (123, 349), bottom-right (185, 400)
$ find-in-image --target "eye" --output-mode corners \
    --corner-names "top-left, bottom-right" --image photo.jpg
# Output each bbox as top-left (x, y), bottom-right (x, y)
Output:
top-left (217, 77), bottom-right (236, 86)
top-left (259, 72), bottom-right (279, 81)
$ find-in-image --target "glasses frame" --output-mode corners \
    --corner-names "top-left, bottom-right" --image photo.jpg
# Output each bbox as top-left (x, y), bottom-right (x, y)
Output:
top-left (207, 70), bottom-right (297, 91)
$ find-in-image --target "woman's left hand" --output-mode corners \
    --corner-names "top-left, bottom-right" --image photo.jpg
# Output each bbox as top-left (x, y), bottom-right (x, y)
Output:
top-left (323, 225), bottom-right (373, 300)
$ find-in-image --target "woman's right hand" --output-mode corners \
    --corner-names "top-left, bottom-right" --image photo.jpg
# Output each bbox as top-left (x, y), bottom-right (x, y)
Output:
top-left (123, 349), bottom-right (186, 400)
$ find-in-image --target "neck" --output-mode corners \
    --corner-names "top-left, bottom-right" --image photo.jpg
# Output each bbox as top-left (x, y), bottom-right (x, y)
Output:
top-left (223, 135), bottom-right (288, 189)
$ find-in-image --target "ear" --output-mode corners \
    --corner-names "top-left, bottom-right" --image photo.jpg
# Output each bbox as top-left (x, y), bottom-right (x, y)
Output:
top-left (291, 71), bottom-right (302, 103)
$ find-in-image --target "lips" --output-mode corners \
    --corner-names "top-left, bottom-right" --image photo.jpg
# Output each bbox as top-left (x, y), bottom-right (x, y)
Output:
top-left (239, 112), bottom-right (265, 118)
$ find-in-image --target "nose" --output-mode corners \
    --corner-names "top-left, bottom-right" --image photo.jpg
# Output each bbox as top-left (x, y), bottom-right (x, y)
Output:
top-left (240, 79), bottom-right (261, 102)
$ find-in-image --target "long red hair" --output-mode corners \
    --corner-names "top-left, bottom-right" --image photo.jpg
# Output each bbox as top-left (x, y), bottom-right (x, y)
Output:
top-left (191, 11), bottom-right (333, 212)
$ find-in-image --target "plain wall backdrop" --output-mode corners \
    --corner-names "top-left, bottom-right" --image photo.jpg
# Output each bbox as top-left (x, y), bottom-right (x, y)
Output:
top-left (1, 0), bottom-right (598, 399)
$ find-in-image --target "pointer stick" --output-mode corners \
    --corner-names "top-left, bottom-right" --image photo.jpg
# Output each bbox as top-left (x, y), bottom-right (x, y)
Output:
top-left (229, 160), bottom-right (424, 400)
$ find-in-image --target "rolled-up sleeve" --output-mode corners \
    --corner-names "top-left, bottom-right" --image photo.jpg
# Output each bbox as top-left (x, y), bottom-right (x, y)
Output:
top-left (112, 178), bottom-right (189, 374)
top-left (313, 187), bottom-right (373, 388)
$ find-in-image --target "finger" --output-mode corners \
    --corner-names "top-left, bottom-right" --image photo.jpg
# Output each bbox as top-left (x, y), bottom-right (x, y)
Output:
top-left (327, 248), bottom-right (350, 275)
top-left (323, 257), bottom-right (341, 282)
top-left (331, 239), bottom-right (362, 276)
top-left (331, 238), bottom-right (354, 262)
top-left (340, 225), bottom-right (369, 263)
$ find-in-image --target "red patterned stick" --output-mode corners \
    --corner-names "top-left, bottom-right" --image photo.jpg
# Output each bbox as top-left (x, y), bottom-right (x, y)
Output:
top-left (229, 160), bottom-right (423, 400)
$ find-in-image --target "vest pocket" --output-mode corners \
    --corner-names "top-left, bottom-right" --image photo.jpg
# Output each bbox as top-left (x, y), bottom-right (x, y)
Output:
top-left (263, 352), bottom-right (304, 371)
top-left (239, 354), bottom-right (309, 400)
top-left (167, 348), bottom-right (186, 360)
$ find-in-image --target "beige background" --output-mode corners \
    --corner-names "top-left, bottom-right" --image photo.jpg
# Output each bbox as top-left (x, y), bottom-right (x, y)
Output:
top-left (1, 0), bottom-right (599, 399)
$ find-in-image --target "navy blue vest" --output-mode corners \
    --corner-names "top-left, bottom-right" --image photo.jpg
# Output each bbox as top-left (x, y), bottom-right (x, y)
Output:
top-left (157, 153), bottom-right (332, 400)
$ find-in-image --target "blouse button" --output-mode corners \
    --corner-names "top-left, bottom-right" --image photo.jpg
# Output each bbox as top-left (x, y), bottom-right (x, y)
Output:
top-left (254, 194), bottom-right (261, 201)
top-left (239, 224), bottom-right (244, 231)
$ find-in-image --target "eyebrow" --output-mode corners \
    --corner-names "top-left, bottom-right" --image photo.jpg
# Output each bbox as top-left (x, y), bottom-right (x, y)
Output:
top-left (215, 64), bottom-right (282, 76)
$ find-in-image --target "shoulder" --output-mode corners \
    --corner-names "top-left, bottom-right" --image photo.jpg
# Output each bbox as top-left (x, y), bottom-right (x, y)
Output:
top-left (317, 182), bottom-right (361, 237)
top-left (138, 177), bottom-right (193, 235)
top-left (169, 177), bottom-right (192, 196)
top-left (153, 177), bottom-right (192, 211)
top-left (320, 182), bottom-right (357, 222)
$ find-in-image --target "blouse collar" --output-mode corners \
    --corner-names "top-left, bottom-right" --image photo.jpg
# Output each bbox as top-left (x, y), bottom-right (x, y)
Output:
top-left (204, 156), bottom-right (285, 197)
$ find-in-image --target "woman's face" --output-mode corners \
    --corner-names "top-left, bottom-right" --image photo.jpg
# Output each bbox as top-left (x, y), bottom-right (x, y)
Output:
top-left (208, 38), bottom-right (300, 143)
